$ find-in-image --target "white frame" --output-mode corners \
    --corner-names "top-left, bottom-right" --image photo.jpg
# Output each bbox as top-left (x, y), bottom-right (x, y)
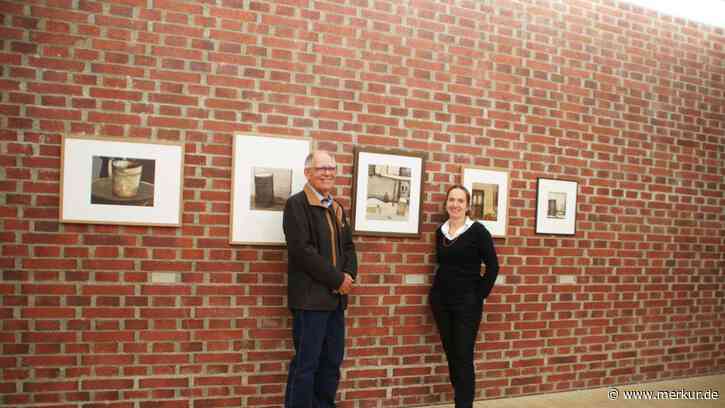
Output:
top-left (462, 166), bottom-right (510, 238)
top-left (535, 178), bottom-right (578, 235)
top-left (60, 135), bottom-right (184, 227)
top-left (352, 148), bottom-right (424, 238)
top-left (230, 134), bottom-right (310, 245)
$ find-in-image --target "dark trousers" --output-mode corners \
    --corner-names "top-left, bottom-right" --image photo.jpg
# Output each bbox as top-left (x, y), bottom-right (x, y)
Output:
top-left (285, 302), bottom-right (345, 408)
top-left (431, 291), bottom-right (484, 408)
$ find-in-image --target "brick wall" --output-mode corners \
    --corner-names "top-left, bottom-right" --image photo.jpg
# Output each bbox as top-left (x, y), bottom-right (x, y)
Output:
top-left (1, 0), bottom-right (724, 407)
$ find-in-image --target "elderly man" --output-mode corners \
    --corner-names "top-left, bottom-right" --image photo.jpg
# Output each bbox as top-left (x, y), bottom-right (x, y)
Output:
top-left (283, 150), bottom-right (358, 408)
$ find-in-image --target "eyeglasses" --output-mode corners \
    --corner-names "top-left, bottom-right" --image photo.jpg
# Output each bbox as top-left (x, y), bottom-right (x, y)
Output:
top-left (310, 166), bottom-right (337, 174)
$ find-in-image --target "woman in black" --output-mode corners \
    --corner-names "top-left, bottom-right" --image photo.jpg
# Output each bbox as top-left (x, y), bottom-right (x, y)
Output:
top-left (430, 185), bottom-right (499, 408)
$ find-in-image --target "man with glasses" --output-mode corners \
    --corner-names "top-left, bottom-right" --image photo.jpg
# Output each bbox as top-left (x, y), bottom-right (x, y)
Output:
top-left (283, 150), bottom-right (357, 408)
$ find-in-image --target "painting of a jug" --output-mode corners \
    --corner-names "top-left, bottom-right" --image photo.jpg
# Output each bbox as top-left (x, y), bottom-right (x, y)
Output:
top-left (111, 159), bottom-right (143, 198)
top-left (90, 156), bottom-right (156, 207)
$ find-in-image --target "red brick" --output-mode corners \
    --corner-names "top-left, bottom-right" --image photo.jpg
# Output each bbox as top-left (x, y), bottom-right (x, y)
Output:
top-left (139, 377), bottom-right (189, 388)
top-left (82, 331), bottom-right (134, 342)
top-left (23, 381), bottom-right (78, 392)
top-left (30, 32), bottom-right (84, 45)
top-left (138, 354), bottom-right (189, 365)
top-left (22, 259), bottom-right (76, 269)
top-left (82, 307), bottom-right (134, 318)
top-left (21, 355), bottom-right (77, 367)
top-left (82, 260), bottom-right (134, 270)
top-left (82, 379), bottom-right (134, 390)
top-left (87, 111), bottom-right (141, 125)
top-left (27, 56), bottom-right (85, 72)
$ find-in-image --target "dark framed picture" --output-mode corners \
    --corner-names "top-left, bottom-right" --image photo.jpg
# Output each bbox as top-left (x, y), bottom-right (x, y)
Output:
top-left (535, 178), bottom-right (578, 235)
top-left (351, 147), bottom-right (425, 237)
top-left (60, 134), bottom-right (184, 227)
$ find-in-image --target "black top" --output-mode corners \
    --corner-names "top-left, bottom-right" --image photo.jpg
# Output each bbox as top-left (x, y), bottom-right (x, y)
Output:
top-left (432, 221), bottom-right (499, 304)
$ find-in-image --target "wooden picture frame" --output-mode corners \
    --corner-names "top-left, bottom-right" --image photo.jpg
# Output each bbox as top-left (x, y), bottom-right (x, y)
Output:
top-left (230, 133), bottom-right (311, 245)
top-left (60, 134), bottom-right (184, 227)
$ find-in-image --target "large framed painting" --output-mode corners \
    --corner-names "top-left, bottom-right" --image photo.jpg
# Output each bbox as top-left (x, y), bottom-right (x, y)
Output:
top-left (230, 134), bottom-right (310, 245)
top-left (351, 147), bottom-right (425, 237)
top-left (462, 166), bottom-right (510, 238)
top-left (535, 178), bottom-right (578, 235)
top-left (60, 135), bottom-right (184, 226)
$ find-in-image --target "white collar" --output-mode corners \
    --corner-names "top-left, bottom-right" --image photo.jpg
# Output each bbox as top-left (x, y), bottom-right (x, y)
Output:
top-left (441, 217), bottom-right (474, 240)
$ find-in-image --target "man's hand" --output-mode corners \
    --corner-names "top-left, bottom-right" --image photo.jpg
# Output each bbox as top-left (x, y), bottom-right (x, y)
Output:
top-left (337, 273), bottom-right (354, 295)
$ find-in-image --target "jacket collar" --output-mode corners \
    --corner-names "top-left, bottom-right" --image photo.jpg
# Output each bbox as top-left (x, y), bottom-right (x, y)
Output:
top-left (303, 184), bottom-right (345, 225)
top-left (304, 183), bottom-right (328, 208)
top-left (305, 183), bottom-right (332, 207)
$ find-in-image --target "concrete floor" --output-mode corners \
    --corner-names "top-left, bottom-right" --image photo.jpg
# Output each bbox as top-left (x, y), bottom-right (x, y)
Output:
top-left (422, 374), bottom-right (725, 408)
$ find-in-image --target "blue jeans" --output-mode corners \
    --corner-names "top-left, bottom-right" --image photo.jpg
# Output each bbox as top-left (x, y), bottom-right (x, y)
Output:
top-left (285, 303), bottom-right (345, 408)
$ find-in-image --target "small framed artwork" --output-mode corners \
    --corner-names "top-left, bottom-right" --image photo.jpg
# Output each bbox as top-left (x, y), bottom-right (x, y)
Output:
top-left (535, 178), bottom-right (578, 235)
top-left (230, 134), bottom-right (310, 245)
top-left (60, 135), bottom-right (184, 226)
top-left (351, 147), bottom-right (425, 238)
top-left (462, 166), bottom-right (510, 238)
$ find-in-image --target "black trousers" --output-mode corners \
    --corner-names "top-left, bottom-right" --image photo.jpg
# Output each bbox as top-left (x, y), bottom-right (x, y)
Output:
top-left (430, 290), bottom-right (484, 408)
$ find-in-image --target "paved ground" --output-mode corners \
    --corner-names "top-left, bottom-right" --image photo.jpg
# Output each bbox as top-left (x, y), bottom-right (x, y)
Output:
top-left (419, 374), bottom-right (724, 408)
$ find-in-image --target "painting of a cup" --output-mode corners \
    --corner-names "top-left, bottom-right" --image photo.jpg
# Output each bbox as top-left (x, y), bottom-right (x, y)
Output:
top-left (111, 159), bottom-right (143, 198)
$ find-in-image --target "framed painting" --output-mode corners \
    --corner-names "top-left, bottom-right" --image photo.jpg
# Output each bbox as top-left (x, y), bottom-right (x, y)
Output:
top-left (351, 147), bottom-right (425, 237)
top-left (462, 166), bottom-right (510, 238)
top-left (230, 134), bottom-right (310, 245)
top-left (535, 178), bottom-right (578, 235)
top-left (60, 135), bottom-right (184, 226)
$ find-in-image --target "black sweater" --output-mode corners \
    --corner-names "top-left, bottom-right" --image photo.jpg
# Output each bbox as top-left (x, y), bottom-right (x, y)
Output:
top-left (283, 185), bottom-right (357, 311)
top-left (432, 222), bottom-right (499, 303)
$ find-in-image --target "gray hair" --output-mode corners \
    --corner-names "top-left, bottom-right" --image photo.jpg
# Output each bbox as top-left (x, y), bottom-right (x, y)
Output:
top-left (304, 151), bottom-right (334, 168)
